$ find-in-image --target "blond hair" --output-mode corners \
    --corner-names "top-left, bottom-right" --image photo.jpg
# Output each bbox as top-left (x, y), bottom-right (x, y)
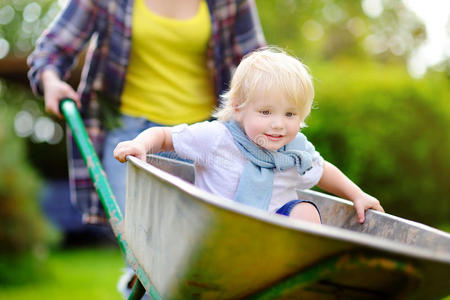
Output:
top-left (213, 47), bottom-right (314, 127)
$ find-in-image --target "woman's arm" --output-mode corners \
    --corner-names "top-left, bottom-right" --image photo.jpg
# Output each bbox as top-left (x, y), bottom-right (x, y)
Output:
top-left (27, 0), bottom-right (100, 99)
top-left (234, 0), bottom-right (266, 54)
top-left (113, 127), bottom-right (174, 162)
top-left (317, 161), bottom-right (384, 223)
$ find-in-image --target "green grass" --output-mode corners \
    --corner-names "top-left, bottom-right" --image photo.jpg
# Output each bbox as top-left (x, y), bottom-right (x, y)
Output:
top-left (0, 247), bottom-right (124, 300)
top-left (439, 224), bottom-right (450, 233)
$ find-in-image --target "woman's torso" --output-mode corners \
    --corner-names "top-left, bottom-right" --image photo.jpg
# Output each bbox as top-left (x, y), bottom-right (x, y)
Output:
top-left (120, 0), bottom-right (215, 125)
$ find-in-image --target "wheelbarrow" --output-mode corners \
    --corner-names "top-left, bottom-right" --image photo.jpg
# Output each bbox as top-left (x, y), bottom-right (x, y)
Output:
top-left (60, 99), bottom-right (450, 299)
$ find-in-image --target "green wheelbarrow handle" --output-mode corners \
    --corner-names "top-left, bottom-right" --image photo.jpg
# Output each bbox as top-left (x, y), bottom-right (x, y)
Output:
top-left (59, 98), bottom-right (161, 300)
top-left (59, 98), bottom-right (123, 224)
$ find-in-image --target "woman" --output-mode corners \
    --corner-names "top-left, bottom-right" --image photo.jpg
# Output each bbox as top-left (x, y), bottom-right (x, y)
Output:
top-left (28, 0), bottom-right (266, 224)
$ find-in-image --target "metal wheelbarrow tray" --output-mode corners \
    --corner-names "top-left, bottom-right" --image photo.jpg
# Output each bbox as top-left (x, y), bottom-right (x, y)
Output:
top-left (125, 155), bottom-right (450, 299)
top-left (60, 99), bottom-right (449, 300)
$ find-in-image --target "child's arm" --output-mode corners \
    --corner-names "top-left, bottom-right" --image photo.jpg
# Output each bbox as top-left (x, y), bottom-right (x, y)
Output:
top-left (113, 127), bottom-right (174, 163)
top-left (317, 161), bottom-right (384, 224)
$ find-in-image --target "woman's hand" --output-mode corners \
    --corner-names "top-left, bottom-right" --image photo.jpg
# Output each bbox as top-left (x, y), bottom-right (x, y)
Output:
top-left (42, 69), bottom-right (80, 118)
top-left (113, 140), bottom-right (148, 162)
top-left (352, 192), bottom-right (384, 224)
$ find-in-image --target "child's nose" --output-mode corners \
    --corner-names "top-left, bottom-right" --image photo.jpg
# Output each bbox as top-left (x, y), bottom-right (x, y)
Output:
top-left (271, 116), bottom-right (284, 129)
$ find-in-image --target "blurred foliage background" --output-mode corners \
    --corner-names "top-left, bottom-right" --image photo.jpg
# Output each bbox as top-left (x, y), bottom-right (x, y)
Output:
top-left (0, 91), bottom-right (56, 284)
top-left (0, 0), bottom-right (449, 288)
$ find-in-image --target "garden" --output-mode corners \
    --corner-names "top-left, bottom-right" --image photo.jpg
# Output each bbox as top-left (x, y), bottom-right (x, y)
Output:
top-left (0, 0), bottom-right (449, 298)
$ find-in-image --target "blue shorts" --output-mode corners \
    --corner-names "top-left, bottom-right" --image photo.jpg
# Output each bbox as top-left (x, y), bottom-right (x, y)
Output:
top-left (275, 200), bottom-right (322, 223)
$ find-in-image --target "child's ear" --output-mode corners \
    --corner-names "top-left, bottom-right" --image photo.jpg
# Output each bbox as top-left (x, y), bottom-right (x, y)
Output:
top-left (232, 102), bottom-right (242, 122)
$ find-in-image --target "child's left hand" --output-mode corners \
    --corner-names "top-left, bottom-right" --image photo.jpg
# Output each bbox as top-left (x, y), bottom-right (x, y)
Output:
top-left (352, 192), bottom-right (384, 224)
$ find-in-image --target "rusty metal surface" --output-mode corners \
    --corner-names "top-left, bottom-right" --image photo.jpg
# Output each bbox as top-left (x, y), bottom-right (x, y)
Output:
top-left (298, 190), bottom-right (450, 255)
top-left (125, 155), bottom-right (450, 299)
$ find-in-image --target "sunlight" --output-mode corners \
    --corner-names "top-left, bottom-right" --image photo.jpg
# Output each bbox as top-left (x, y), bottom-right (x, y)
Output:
top-left (403, 0), bottom-right (450, 76)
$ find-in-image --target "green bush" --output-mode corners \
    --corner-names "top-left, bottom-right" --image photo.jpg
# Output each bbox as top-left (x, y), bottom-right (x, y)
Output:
top-left (0, 83), bottom-right (56, 284)
top-left (304, 60), bottom-right (450, 228)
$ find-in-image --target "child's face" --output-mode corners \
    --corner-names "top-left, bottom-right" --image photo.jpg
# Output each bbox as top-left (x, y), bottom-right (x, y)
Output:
top-left (234, 91), bottom-right (302, 151)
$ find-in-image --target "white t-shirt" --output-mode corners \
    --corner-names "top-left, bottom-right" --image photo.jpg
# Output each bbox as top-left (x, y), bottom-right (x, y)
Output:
top-left (171, 121), bottom-right (324, 213)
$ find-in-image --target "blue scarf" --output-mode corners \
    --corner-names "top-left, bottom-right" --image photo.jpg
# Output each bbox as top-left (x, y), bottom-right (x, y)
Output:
top-left (224, 120), bottom-right (315, 210)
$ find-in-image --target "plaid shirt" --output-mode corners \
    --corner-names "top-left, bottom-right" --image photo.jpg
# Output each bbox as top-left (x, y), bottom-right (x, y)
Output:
top-left (28, 0), bottom-right (266, 224)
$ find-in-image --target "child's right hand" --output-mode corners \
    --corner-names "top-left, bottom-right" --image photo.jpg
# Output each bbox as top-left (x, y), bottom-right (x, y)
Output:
top-left (113, 140), bottom-right (147, 163)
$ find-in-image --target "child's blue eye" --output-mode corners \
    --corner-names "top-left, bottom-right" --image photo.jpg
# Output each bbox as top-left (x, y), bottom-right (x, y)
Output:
top-left (286, 112), bottom-right (295, 117)
top-left (260, 110), bottom-right (270, 115)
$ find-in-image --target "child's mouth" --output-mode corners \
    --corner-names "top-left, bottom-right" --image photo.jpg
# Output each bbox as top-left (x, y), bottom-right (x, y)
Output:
top-left (264, 134), bottom-right (283, 141)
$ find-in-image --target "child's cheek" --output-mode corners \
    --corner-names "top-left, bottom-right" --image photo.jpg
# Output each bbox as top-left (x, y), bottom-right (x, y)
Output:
top-left (246, 127), bottom-right (264, 145)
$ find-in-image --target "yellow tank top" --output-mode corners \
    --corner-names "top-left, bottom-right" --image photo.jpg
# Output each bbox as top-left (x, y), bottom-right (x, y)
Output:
top-left (120, 0), bottom-right (214, 125)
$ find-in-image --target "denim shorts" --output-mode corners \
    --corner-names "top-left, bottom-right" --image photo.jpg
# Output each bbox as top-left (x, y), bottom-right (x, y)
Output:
top-left (275, 200), bottom-right (322, 223)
